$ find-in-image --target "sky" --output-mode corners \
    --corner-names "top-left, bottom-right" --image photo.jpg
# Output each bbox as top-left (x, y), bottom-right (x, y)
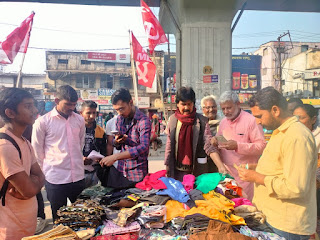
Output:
top-left (0, 2), bottom-right (319, 74)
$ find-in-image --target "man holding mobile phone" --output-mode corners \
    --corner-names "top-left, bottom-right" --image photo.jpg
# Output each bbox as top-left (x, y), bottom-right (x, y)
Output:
top-left (98, 88), bottom-right (151, 189)
top-left (211, 91), bottom-right (266, 201)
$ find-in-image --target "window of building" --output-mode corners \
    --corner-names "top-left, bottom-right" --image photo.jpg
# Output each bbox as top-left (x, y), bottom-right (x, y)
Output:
top-left (263, 48), bottom-right (268, 56)
top-left (262, 68), bottom-right (267, 75)
top-left (119, 77), bottom-right (132, 89)
top-left (58, 59), bottom-right (68, 64)
top-left (301, 45), bottom-right (309, 52)
top-left (104, 62), bottom-right (115, 66)
top-left (100, 75), bottom-right (113, 88)
top-left (76, 75), bottom-right (96, 88)
top-left (81, 60), bottom-right (91, 65)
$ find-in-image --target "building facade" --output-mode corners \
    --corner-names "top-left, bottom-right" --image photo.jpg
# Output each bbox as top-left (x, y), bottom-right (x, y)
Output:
top-left (254, 41), bottom-right (320, 90)
top-left (45, 51), bottom-right (165, 115)
top-left (282, 49), bottom-right (320, 98)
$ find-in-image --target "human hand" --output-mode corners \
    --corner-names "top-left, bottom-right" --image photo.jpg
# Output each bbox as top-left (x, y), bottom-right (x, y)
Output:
top-left (115, 134), bottom-right (128, 144)
top-left (7, 183), bottom-right (28, 200)
top-left (217, 164), bottom-right (228, 175)
top-left (100, 155), bottom-right (118, 167)
top-left (218, 140), bottom-right (238, 150)
top-left (83, 157), bottom-right (93, 165)
top-left (210, 137), bottom-right (218, 146)
top-left (237, 167), bottom-right (265, 185)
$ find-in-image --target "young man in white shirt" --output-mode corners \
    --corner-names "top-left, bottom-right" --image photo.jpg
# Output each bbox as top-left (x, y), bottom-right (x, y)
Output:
top-left (32, 85), bottom-right (85, 220)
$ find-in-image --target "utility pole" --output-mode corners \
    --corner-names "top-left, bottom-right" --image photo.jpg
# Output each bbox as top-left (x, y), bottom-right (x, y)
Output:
top-left (277, 31), bottom-right (290, 94)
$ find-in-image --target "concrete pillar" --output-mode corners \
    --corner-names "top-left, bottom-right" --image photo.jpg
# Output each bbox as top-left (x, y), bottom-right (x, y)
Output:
top-left (160, 0), bottom-right (243, 99)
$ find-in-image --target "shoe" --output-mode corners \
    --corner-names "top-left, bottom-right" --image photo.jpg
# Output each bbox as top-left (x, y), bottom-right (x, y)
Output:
top-left (35, 217), bottom-right (48, 234)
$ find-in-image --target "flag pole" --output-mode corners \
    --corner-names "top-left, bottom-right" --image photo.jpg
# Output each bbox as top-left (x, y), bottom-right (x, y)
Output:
top-left (16, 11), bottom-right (35, 88)
top-left (152, 51), bottom-right (167, 125)
top-left (129, 30), bottom-right (139, 107)
top-left (16, 52), bottom-right (27, 88)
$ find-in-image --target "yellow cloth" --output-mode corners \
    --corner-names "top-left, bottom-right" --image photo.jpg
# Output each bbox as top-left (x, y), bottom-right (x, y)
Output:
top-left (165, 191), bottom-right (245, 225)
top-left (253, 117), bottom-right (317, 235)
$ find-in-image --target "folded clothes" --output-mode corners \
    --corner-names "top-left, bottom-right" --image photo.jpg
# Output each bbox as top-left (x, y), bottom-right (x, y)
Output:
top-left (102, 220), bottom-right (141, 235)
top-left (140, 194), bottom-right (171, 205)
top-left (22, 224), bottom-right (80, 240)
top-left (90, 232), bottom-right (139, 240)
top-left (141, 205), bottom-right (166, 217)
top-left (125, 188), bottom-right (159, 198)
top-left (240, 226), bottom-right (286, 240)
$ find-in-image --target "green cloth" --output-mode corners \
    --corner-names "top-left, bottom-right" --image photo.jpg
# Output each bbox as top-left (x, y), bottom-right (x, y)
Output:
top-left (195, 173), bottom-right (233, 194)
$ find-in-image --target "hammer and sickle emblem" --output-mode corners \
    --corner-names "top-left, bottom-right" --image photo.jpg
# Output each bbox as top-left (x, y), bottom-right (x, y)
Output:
top-left (136, 61), bottom-right (150, 83)
top-left (143, 21), bottom-right (159, 41)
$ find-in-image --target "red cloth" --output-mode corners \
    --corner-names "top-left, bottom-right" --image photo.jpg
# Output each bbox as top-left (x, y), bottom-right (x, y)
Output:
top-left (131, 32), bottom-right (156, 88)
top-left (175, 108), bottom-right (196, 166)
top-left (135, 170), bottom-right (167, 191)
top-left (0, 12), bottom-right (35, 64)
top-left (225, 183), bottom-right (243, 197)
top-left (141, 0), bottom-right (168, 54)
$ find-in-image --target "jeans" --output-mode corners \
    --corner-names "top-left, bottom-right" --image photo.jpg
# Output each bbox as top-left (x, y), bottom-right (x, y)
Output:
top-left (84, 171), bottom-right (99, 189)
top-left (45, 179), bottom-right (85, 221)
top-left (36, 191), bottom-right (45, 219)
top-left (266, 222), bottom-right (310, 240)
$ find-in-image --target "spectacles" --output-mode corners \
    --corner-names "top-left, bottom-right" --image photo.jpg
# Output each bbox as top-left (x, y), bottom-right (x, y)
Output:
top-left (203, 106), bottom-right (217, 110)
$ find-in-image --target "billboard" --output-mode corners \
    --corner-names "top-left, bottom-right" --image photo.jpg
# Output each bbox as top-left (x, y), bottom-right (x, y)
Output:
top-left (232, 55), bottom-right (261, 92)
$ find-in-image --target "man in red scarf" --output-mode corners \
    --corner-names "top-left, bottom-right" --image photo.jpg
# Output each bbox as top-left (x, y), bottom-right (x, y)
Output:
top-left (164, 87), bottom-right (224, 181)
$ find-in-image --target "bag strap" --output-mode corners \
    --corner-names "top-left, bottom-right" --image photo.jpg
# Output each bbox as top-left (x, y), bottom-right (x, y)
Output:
top-left (0, 132), bottom-right (22, 206)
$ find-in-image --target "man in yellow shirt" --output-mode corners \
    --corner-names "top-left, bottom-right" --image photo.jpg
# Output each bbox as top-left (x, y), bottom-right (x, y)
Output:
top-left (238, 87), bottom-right (317, 240)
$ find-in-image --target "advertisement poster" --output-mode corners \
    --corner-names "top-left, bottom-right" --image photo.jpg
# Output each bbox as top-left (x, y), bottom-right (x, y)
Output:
top-left (80, 90), bottom-right (98, 100)
top-left (232, 55), bottom-right (262, 93)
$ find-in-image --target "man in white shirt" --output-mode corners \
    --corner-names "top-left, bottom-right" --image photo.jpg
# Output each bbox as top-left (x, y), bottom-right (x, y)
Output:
top-left (32, 85), bottom-right (85, 220)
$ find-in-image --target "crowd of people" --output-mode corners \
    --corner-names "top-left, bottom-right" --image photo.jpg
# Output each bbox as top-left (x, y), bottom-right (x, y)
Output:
top-left (0, 84), bottom-right (319, 240)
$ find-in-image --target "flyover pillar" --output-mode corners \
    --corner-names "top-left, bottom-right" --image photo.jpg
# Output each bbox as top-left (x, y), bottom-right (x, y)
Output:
top-left (160, 0), bottom-right (243, 100)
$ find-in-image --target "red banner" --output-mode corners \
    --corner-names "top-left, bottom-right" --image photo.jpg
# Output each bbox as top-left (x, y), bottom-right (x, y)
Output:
top-left (141, 0), bottom-right (168, 54)
top-left (0, 12), bottom-right (35, 64)
top-left (131, 32), bottom-right (156, 88)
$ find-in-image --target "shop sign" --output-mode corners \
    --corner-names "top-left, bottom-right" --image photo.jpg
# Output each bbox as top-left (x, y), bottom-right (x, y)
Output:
top-left (88, 52), bottom-right (130, 64)
top-left (133, 97), bottom-right (150, 108)
top-left (99, 105), bottom-right (113, 111)
top-left (304, 69), bottom-right (320, 80)
top-left (203, 75), bottom-right (218, 83)
top-left (98, 88), bottom-right (116, 100)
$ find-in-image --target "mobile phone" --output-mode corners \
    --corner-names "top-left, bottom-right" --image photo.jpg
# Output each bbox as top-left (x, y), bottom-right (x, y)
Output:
top-left (110, 130), bottom-right (119, 135)
top-left (216, 135), bottom-right (227, 143)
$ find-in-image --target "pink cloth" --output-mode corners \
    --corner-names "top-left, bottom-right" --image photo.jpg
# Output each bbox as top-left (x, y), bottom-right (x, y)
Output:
top-left (0, 128), bottom-right (37, 240)
top-left (135, 170), bottom-right (167, 190)
top-left (102, 220), bottom-right (141, 235)
top-left (32, 107), bottom-right (85, 184)
top-left (217, 110), bottom-right (266, 201)
top-left (232, 198), bottom-right (253, 208)
top-left (182, 174), bottom-right (195, 193)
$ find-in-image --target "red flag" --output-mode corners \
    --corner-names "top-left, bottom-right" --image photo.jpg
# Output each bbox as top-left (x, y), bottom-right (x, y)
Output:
top-left (141, 0), bottom-right (168, 54)
top-left (131, 32), bottom-right (156, 88)
top-left (0, 12), bottom-right (35, 64)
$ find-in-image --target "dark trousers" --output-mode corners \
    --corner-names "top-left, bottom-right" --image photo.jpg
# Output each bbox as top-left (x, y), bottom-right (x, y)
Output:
top-left (36, 191), bottom-right (45, 219)
top-left (45, 179), bottom-right (85, 221)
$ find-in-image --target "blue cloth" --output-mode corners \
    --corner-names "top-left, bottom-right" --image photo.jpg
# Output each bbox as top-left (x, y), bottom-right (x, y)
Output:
top-left (156, 177), bottom-right (190, 203)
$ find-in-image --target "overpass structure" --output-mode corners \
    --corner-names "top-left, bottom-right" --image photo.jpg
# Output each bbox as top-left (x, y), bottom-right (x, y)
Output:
top-left (2, 0), bottom-right (319, 97)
